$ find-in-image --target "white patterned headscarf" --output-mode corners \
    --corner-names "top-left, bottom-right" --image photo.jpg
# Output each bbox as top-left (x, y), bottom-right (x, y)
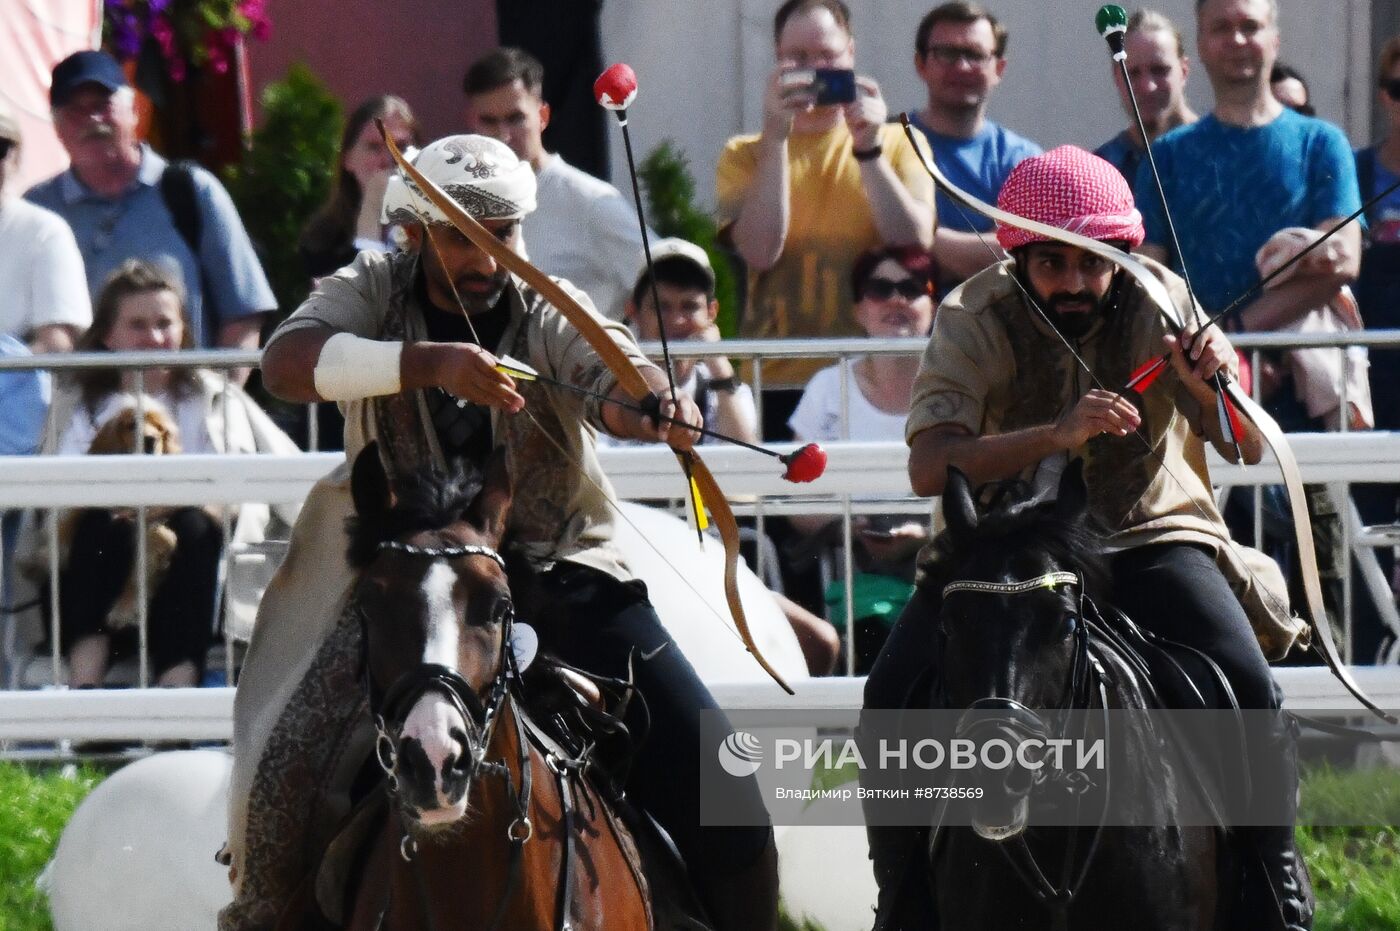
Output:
top-left (381, 134), bottom-right (537, 225)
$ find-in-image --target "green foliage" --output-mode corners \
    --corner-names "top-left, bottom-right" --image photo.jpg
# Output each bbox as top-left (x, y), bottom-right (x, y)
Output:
top-left (1299, 764), bottom-right (1400, 929)
top-left (637, 141), bottom-right (741, 336)
top-left (223, 63), bottom-right (341, 320)
top-left (1301, 827), bottom-right (1400, 930)
top-left (778, 904), bottom-right (829, 931)
top-left (0, 764), bottom-right (104, 931)
top-left (1300, 762), bottom-right (1400, 825)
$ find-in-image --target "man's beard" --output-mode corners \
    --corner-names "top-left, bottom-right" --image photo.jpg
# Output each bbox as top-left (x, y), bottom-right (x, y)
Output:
top-left (451, 271), bottom-right (509, 313)
top-left (1043, 289), bottom-right (1113, 339)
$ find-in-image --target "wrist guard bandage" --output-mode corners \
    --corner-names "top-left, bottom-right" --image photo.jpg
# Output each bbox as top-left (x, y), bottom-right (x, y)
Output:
top-left (312, 332), bottom-right (403, 400)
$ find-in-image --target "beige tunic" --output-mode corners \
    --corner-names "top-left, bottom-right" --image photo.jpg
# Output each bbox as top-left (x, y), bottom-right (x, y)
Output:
top-left (907, 257), bottom-right (1305, 660)
top-left (225, 250), bottom-right (660, 895)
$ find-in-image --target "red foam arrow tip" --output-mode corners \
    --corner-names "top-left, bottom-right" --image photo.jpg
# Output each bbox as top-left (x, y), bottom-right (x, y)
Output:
top-left (781, 443), bottom-right (827, 483)
top-left (594, 63), bottom-right (638, 111)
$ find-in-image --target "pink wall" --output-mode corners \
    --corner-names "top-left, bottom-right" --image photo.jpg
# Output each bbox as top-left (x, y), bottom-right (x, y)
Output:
top-left (248, 0), bottom-right (497, 141)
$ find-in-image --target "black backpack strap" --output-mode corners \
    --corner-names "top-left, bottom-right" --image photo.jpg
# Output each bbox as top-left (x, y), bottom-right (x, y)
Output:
top-left (159, 160), bottom-right (224, 337)
top-left (159, 159), bottom-right (204, 255)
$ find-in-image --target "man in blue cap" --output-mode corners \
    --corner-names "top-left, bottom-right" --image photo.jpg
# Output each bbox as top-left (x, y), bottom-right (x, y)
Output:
top-left (26, 50), bottom-right (275, 361)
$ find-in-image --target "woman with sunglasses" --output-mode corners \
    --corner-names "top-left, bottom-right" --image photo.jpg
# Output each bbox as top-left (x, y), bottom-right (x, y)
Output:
top-left (787, 245), bottom-right (936, 671)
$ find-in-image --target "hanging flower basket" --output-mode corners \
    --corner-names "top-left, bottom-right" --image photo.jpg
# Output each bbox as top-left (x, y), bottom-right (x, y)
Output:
top-left (103, 0), bottom-right (271, 84)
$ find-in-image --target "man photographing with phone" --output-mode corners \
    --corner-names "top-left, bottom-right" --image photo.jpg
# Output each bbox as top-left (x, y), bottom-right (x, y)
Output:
top-left (717, 0), bottom-right (934, 438)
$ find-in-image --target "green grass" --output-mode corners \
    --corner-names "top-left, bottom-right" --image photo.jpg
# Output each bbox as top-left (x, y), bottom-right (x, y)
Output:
top-left (3, 762), bottom-right (1400, 930)
top-left (0, 764), bottom-right (103, 931)
top-left (1301, 826), bottom-right (1400, 931)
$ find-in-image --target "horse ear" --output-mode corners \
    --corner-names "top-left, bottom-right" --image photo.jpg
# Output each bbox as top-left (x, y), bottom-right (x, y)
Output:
top-left (1054, 458), bottom-right (1089, 520)
top-left (943, 466), bottom-right (979, 538)
top-left (351, 442), bottom-right (392, 520)
top-left (470, 446), bottom-right (513, 542)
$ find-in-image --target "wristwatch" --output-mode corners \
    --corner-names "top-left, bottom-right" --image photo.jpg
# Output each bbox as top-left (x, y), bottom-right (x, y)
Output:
top-left (708, 374), bottom-right (741, 394)
top-left (853, 143), bottom-right (883, 162)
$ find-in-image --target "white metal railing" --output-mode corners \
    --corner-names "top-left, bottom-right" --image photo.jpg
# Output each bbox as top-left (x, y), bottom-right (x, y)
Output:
top-left (3, 666), bottom-right (1399, 743)
top-left (2, 333), bottom-right (1397, 696)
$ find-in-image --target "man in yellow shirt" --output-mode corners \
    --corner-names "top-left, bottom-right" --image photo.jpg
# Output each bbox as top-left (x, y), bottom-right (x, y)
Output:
top-left (716, 0), bottom-right (934, 434)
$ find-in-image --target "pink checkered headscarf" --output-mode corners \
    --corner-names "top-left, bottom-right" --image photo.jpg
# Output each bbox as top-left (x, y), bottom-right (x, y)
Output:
top-left (995, 146), bottom-right (1144, 252)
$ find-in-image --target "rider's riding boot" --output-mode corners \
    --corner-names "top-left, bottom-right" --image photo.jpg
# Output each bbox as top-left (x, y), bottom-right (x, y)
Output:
top-left (1250, 824), bottom-right (1314, 931)
top-left (1247, 714), bottom-right (1314, 931)
top-left (694, 828), bottom-right (779, 931)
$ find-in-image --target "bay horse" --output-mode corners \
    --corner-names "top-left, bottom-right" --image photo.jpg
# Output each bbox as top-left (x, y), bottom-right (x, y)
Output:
top-left (322, 443), bottom-right (651, 931)
top-left (918, 462), bottom-right (1243, 931)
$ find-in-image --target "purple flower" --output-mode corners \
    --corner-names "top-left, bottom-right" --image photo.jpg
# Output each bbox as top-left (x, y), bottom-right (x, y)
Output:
top-left (110, 12), bottom-right (143, 58)
top-left (147, 0), bottom-right (170, 12)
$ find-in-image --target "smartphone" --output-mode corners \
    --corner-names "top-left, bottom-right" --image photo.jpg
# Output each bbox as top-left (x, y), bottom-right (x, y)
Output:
top-left (783, 67), bottom-right (857, 105)
top-left (811, 67), bottom-right (856, 105)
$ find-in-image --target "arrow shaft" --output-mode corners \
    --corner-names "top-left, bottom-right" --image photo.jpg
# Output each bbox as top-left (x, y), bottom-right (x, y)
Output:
top-left (518, 368), bottom-right (778, 458)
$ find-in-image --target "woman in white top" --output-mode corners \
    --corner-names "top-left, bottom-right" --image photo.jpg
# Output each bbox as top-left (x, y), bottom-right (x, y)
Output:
top-left (788, 245), bottom-right (936, 445)
top-left (45, 260), bottom-right (298, 687)
top-left (788, 245), bottom-right (936, 669)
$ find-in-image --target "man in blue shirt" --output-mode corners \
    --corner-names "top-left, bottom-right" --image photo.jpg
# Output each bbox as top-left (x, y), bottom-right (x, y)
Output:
top-left (26, 51), bottom-right (274, 357)
top-left (1137, 0), bottom-right (1360, 324)
top-left (907, 1), bottom-right (1040, 292)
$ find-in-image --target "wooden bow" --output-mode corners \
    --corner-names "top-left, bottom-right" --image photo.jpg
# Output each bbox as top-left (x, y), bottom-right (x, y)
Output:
top-left (381, 128), bottom-right (794, 695)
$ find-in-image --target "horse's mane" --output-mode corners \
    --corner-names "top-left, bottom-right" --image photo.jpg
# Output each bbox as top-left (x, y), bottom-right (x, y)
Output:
top-left (345, 463), bottom-right (485, 569)
top-left (918, 479), bottom-right (1112, 601)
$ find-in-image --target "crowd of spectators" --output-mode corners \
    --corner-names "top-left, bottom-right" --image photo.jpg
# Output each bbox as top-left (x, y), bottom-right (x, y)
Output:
top-left (4, 0), bottom-right (1400, 679)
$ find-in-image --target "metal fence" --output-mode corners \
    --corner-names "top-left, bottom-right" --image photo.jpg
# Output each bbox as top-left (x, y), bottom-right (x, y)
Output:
top-left (1, 330), bottom-right (1397, 692)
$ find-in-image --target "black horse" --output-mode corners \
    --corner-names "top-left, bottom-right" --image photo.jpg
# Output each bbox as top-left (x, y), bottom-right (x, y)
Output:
top-left (906, 463), bottom-right (1251, 931)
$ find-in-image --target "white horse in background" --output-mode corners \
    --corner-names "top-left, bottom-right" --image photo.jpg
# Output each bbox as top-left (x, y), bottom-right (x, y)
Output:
top-left (43, 750), bottom-right (232, 931)
top-left (42, 502), bottom-right (807, 930)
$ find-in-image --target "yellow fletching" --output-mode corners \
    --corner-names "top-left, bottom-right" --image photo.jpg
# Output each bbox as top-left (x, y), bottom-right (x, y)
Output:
top-left (495, 354), bottom-right (539, 381)
top-left (690, 476), bottom-right (710, 531)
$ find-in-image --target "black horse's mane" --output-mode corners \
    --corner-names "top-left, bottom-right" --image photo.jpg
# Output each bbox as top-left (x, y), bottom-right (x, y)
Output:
top-left (919, 479), bottom-right (1112, 601)
top-left (345, 463), bottom-right (485, 569)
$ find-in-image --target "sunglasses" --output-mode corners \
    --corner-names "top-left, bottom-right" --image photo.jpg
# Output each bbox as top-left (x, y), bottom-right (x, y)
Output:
top-left (1384, 78), bottom-right (1400, 102)
top-left (861, 277), bottom-right (929, 300)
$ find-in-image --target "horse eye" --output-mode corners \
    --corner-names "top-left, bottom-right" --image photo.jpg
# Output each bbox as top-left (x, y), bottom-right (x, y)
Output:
top-left (1061, 615), bottom-right (1078, 640)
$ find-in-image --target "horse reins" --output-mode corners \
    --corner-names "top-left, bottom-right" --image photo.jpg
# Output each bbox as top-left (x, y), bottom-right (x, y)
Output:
top-left (938, 571), bottom-right (1113, 924)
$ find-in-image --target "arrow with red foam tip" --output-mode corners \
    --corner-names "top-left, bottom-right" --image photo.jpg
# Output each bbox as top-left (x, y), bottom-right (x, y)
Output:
top-left (781, 443), bottom-right (828, 483)
top-left (594, 62), bottom-right (638, 113)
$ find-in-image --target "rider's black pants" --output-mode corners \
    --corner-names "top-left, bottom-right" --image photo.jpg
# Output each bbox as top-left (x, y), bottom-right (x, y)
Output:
top-left (531, 561), bottom-right (773, 879)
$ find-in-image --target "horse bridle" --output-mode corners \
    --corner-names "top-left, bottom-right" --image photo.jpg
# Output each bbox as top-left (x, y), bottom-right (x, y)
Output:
top-left (937, 570), bottom-right (1112, 919)
top-left (362, 541), bottom-right (535, 927)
